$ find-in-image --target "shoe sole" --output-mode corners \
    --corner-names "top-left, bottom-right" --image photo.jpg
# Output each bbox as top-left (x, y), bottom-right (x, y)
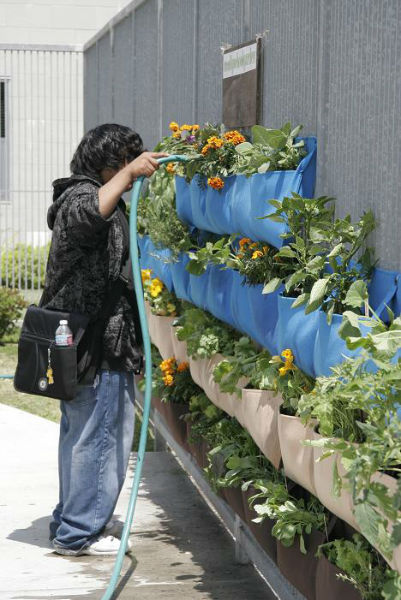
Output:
top-left (53, 543), bottom-right (132, 557)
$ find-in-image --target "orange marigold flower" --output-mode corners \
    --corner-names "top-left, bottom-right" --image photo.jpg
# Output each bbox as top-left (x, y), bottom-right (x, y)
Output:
top-left (262, 245), bottom-right (269, 254)
top-left (169, 121), bottom-right (179, 131)
top-left (166, 163), bottom-right (176, 174)
top-left (207, 176), bottom-right (224, 190)
top-left (224, 130), bottom-right (246, 145)
top-left (252, 250), bottom-right (264, 259)
top-left (239, 237), bottom-right (251, 248)
top-left (249, 243), bottom-right (258, 249)
top-left (192, 124), bottom-right (200, 131)
top-left (207, 136), bottom-right (224, 149)
top-left (163, 374), bottom-right (174, 386)
top-left (177, 361), bottom-right (189, 372)
top-left (180, 124), bottom-right (193, 131)
top-left (201, 144), bottom-right (210, 155)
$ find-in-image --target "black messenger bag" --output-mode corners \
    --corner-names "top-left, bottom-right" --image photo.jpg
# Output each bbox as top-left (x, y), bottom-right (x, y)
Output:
top-left (14, 305), bottom-right (91, 401)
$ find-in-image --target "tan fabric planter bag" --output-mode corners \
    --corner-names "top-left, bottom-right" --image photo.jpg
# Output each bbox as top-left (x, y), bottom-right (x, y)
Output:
top-left (312, 430), bottom-right (359, 531)
top-left (170, 329), bottom-right (188, 363)
top-left (145, 302), bottom-right (175, 360)
top-left (278, 414), bottom-right (317, 495)
top-left (188, 356), bottom-right (209, 389)
top-left (236, 389), bottom-right (283, 469)
top-left (201, 353), bottom-right (247, 417)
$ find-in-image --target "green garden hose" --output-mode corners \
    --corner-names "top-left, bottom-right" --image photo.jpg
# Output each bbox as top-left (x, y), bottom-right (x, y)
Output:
top-left (100, 154), bottom-right (188, 600)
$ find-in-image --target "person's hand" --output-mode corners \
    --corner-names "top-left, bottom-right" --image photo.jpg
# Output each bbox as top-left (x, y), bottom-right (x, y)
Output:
top-left (126, 152), bottom-right (169, 180)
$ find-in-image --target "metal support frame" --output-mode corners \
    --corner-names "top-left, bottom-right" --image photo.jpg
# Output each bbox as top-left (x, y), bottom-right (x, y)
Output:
top-left (135, 388), bottom-right (305, 600)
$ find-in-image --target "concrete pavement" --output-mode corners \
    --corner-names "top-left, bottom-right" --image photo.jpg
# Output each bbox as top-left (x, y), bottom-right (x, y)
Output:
top-left (0, 403), bottom-right (273, 599)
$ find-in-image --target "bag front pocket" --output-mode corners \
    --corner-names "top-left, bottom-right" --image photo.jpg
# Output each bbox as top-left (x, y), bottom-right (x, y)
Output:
top-left (14, 334), bottom-right (78, 401)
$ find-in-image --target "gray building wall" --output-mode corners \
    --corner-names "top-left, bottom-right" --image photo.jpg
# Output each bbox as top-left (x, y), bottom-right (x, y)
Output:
top-left (83, 0), bottom-right (401, 271)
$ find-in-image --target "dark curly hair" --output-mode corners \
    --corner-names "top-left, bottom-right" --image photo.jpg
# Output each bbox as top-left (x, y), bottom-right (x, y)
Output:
top-left (70, 123), bottom-right (143, 181)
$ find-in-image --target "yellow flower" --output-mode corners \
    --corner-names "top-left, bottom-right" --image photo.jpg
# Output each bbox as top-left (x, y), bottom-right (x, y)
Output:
top-left (201, 144), bottom-right (210, 155)
top-left (207, 176), bottom-right (224, 190)
top-left (150, 278), bottom-right (164, 298)
top-left (281, 349), bottom-right (294, 362)
top-left (192, 124), bottom-right (200, 131)
top-left (252, 250), bottom-right (263, 259)
top-left (166, 302), bottom-right (176, 314)
top-left (169, 121), bottom-right (179, 131)
top-left (172, 131), bottom-right (181, 139)
top-left (177, 361), bottom-right (189, 372)
top-left (166, 163), bottom-right (176, 174)
top-left (180, 124), bottom-right (193, 131)
top-left (207, 135), bottom-right (224, 149)
top-left (141, 268), bottom-right (152, 284)
top-left (279, 366), bottom-right (290, 377)
top-left (224, 130), bottom-right (246, 145)
top-left (163, 374), bottom-right (174, 386)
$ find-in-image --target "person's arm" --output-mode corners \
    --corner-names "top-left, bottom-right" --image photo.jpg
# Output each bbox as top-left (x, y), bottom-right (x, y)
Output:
top-left (98, 151), bottom-right (168, 218)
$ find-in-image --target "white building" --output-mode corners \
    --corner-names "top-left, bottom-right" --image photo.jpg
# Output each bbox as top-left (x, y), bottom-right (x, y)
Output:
top-left (0, 0), bottom-right (129, 288)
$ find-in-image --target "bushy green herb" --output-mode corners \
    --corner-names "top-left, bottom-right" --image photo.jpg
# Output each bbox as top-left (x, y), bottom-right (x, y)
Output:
top-left (0, 287), bottom-right (26, 341)
top-left (175, 305), bottom-right (240, 358)
top-left (251, 481), bottom-right (328, 553)
top-left (318, 534), bottom-right (387, 600)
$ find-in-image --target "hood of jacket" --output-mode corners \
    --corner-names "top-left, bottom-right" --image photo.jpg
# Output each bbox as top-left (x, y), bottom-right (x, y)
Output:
top-left (47, 174), bottom-right (101, 230)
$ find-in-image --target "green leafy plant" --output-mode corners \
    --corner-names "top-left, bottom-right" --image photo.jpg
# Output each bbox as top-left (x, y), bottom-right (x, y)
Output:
top-left (0, 287), bottom-right (26, 341)
top-left (317, 534), bottom-right (389, 600)
top-left (138, 167), bottom-right (194, 257)
top-left (251, 481), bottom-right (328, 553)
top-left (175, 305), bottom-right (240, 359)
top-left (1, 243), bottom-right (50, 289)
top-left (235, 122), bottom-right (306, 175)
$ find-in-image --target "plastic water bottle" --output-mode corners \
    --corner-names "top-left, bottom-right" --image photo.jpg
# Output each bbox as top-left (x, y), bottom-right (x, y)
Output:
top-left (55, 320), bottom-right (73, 346)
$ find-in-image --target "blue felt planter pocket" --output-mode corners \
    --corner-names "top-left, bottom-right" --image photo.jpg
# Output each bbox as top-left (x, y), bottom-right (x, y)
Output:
top-left (174, 137), bottom-right (317, 247)
top-left (205, 266), bottom-right (236, 327)
top-left (277, 295), bottom-right (319, 378)
top-left (170, 253), bottom-right (191, 302)
top-left (138, 236), bottom-right (173, 290)
top-left (230, 271), bottom-right (253, 335)
top-left (312, 311), bottom-right (373, 377)
top-left (246, 285), bottom-right (281, 354)
top-left (189, 268), bottom-right (210, 310)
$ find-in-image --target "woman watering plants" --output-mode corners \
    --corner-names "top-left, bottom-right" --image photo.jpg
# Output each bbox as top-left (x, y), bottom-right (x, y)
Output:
top-left (40, 123), bottom-right (167, 556)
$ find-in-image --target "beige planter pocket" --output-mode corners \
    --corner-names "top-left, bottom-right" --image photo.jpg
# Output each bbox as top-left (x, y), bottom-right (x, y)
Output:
top-left (237, 389), bottom-right (283, 469)
top-left (313, 432), bottom-right (359, 531)
top-left (171, 329), bottom-right (188, 363)
top-left (188, 356), bottom-right (209, 389)
top-left (278, 414), bottom-right (317, 495)
top-left (145, 303), bottom-right (175, 360)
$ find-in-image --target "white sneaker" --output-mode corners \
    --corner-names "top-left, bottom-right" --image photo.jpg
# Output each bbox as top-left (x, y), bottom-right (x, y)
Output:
top-left (54, 535), bottom-right (132, 557)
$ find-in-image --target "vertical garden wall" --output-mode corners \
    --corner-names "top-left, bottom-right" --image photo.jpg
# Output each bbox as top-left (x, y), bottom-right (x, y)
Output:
top-left (84, 0), bottom-right (401, 271)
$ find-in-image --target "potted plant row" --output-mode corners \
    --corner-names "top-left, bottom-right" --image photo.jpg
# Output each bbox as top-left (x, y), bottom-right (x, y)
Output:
top-left (156, 121), bottom-right (317, 247)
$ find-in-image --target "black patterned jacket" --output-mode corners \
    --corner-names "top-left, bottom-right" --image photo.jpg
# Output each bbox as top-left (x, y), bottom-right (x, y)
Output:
top-left (40, 174), bottom-right (143, 373)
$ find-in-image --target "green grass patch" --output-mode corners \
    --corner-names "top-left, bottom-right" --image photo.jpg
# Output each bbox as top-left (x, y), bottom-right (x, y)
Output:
top-left (0, 341), bottom-right (153, 451)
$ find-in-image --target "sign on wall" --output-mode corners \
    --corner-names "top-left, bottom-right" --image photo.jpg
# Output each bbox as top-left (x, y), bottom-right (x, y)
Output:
top-left (222, 39), bottom-right (262, 128)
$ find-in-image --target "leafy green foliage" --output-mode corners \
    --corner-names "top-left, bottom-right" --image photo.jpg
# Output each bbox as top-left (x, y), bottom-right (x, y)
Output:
top-left (251, 481), bottom-right (328, 553)
top-left (1, 243), bottom-right (50, 289)
top-left (262, 194), bottom-right (375, 320)
top-left (139, 168), bottom-right (194, 257)
top-left (236, 123), bottom-right (306, 176)
top-left (0, 288), bottom-right (26, 341)
top-left (318, 534), bottom-right (389, 600)
top-left (175, 305), bottom-right (240, 358)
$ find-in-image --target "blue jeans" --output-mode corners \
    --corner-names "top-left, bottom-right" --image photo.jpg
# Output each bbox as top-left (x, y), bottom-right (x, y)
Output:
top-left (51, 370), bottom-right (135, 553)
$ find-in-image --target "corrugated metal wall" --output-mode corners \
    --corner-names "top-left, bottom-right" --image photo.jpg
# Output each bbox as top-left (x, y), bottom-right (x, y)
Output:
top-left (83, 0), bottom-right (401, 270)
